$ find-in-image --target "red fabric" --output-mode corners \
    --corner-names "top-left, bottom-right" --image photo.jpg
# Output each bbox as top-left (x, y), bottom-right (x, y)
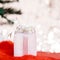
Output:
top-left (0, 41), bottom-right (60, 60)
top-left (0, 41), bottom-right (14, 56)
top-left (0, 41), bottom-right (13, 60)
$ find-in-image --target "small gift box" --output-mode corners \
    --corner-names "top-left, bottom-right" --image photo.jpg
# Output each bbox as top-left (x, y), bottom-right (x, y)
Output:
top-left (14, 25), bottom-right (37, 57)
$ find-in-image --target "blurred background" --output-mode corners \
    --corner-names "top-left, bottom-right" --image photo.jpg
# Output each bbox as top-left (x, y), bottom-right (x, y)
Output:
top-left (0, 0), bottom-right (60, 53)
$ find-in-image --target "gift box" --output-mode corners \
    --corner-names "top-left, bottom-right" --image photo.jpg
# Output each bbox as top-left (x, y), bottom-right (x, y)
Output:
top-left (14, 25), bottom-right (37, 57)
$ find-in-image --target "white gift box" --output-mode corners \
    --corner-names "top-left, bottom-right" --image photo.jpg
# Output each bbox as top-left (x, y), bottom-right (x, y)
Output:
top-left (14, 26), bottom-right (37, 57)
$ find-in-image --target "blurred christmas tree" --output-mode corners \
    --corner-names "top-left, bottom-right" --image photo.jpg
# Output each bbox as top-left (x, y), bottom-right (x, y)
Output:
top-left (0, 0), bottom-right (19, 3)
top-left (0, 0), bottom-right (22, 25)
